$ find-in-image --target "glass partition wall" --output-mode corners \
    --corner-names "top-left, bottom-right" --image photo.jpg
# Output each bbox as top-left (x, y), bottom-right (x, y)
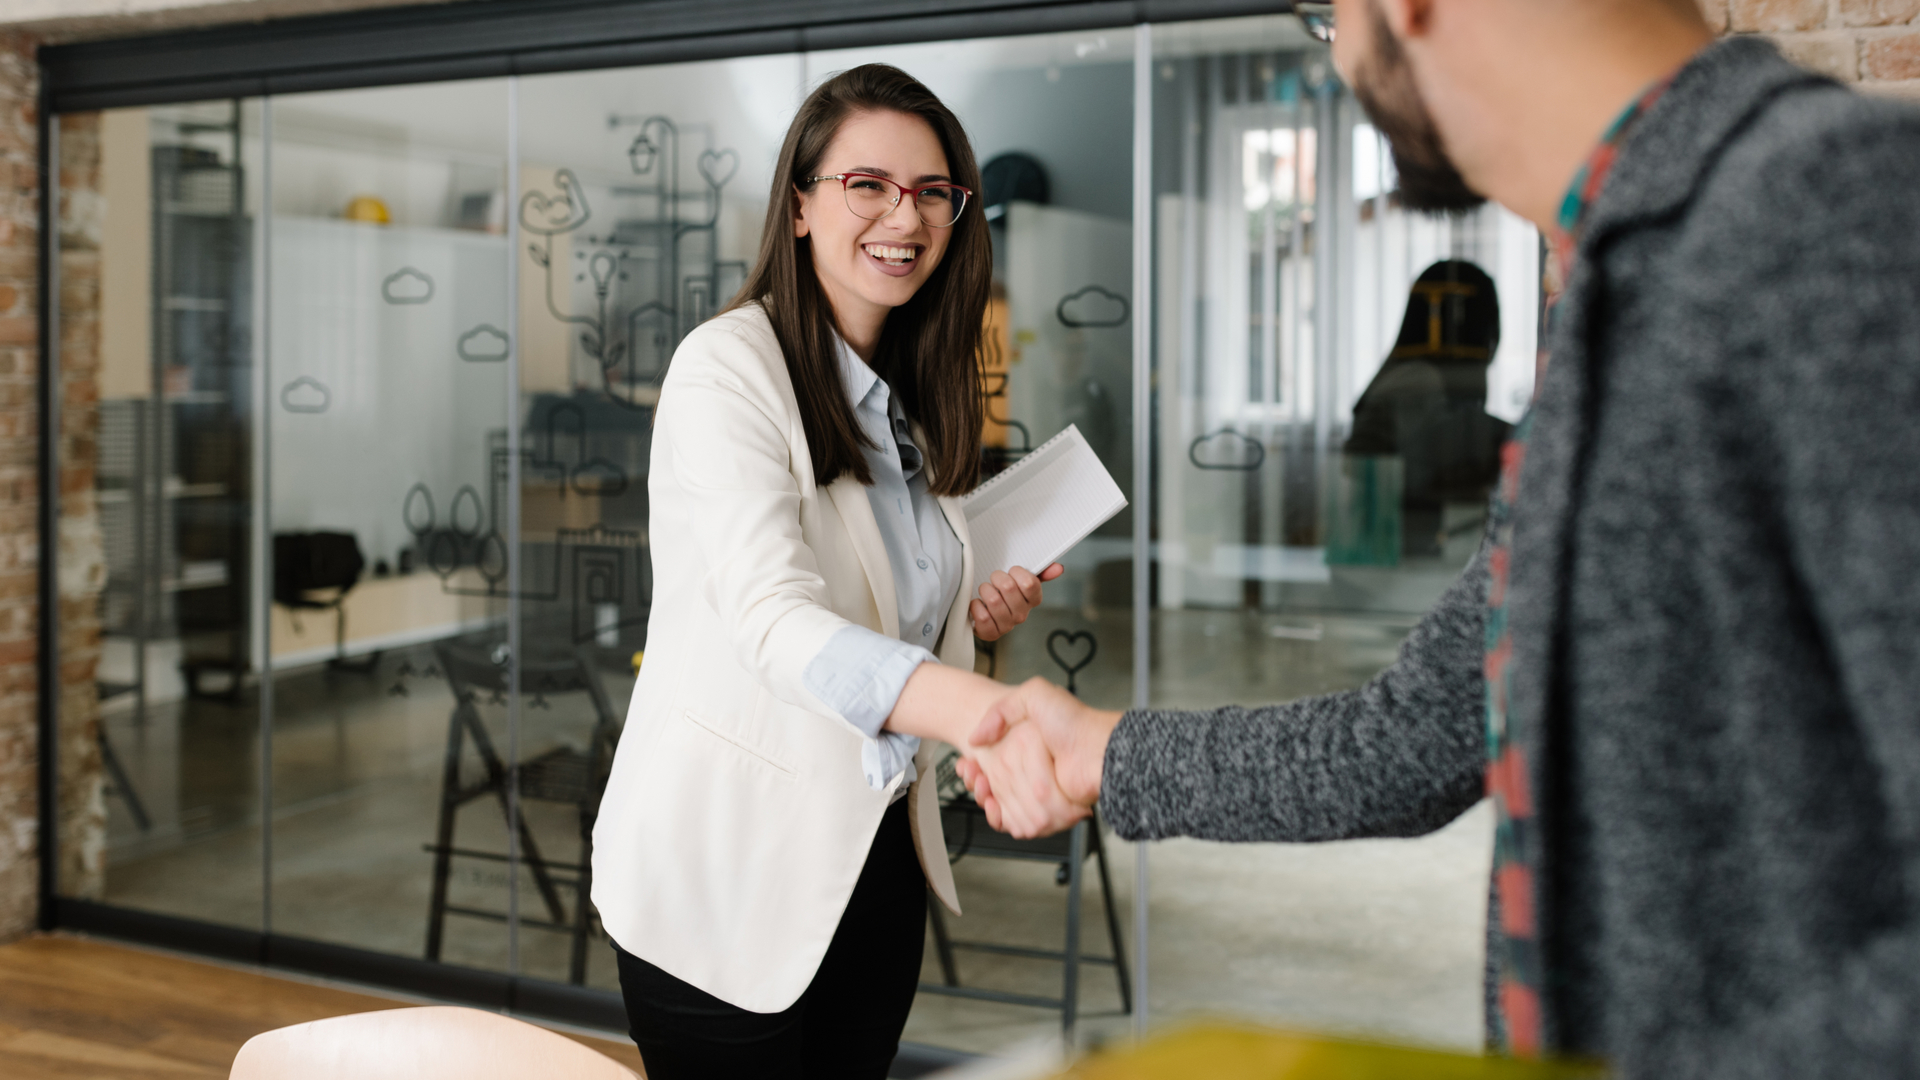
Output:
top-left (1143, 16), bottom-right (1536, 1052)
top-left (52, 10), bottom-right (1535, 1059)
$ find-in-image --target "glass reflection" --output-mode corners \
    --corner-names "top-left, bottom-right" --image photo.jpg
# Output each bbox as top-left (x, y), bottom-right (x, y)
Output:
top-left (1144, 14), bottom-right (1538, 1050)
top-left (510, 54), bottom-right (801, 989)
top-left (49, 15), bottom-right (1551, 1060)
top-left (262, 79), bottom-right (513, 971)
top-left (802, 32), bottom-right (1138, 1054)
top-left (62, 101), bottom-right (266, 930)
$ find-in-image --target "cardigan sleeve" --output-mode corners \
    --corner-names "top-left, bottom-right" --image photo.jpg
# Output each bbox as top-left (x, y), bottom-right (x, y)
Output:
top-left (1099, 543), bottom-right (1491, 844)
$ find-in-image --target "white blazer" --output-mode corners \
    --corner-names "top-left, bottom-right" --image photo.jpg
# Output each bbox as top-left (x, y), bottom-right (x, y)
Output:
top-left (591, 303), bottom-right (969, 1014)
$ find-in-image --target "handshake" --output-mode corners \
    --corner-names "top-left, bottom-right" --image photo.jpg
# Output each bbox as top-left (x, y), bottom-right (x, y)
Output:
top-left (949, 677), bottom-right (1125, 840)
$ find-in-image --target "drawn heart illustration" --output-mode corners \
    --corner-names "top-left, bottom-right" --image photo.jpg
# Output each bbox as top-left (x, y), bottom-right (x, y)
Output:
top-left (1046, 629), bottom-right (1098, 694)
top-left (698, 149), bottom-right (739, 190)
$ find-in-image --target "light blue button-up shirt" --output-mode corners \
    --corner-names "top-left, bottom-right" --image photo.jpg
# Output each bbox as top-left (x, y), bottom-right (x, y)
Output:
top-left (801, 336), bottom-right (965, 792)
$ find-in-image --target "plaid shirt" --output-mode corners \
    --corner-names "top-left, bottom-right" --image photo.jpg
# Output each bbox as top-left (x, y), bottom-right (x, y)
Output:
top-left (1485, 77), bottom-right (1673, 1057)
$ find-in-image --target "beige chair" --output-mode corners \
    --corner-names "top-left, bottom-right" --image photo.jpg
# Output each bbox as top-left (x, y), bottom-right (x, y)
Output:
top-left (229, 1006), bottom-right (640, 1080)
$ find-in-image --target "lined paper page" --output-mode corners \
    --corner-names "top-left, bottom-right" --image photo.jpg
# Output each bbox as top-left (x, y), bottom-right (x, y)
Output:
top-left (961, 425), bottom-right (1127, 595)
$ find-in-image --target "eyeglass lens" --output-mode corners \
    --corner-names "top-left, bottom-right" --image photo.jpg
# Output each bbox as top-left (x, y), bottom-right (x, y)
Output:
top-left (842, 176), bottom-right (967, 228)
top-left (1298, 4), bottom-right (1335, 44)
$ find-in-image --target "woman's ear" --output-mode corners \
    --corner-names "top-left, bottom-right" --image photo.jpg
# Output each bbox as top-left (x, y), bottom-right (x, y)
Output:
top-left (792, 186), bottom-right (811, 239)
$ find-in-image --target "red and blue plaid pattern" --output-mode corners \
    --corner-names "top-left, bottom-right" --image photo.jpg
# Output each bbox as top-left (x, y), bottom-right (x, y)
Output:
top-left (1485, 76), bottom-right (1672, 1057)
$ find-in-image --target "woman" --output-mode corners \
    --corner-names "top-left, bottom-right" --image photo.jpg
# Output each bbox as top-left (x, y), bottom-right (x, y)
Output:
top-left (1344, 259), bottom-right (1510, 555)
top-left (590, 65), bottom-right (1076, 1078)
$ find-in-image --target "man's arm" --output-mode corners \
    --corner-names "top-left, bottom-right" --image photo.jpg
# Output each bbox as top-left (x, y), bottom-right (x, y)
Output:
top-left (1100, 544), bottom-right (1491, 843)
top-left (968, 543), bottom-right (1492, 843)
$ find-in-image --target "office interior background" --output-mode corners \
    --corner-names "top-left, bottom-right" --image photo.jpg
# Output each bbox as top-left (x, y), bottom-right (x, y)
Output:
top-left (1, 0), bottom-right (1916, 1066)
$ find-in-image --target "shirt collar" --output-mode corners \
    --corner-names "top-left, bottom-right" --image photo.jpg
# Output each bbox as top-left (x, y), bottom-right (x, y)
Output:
top-left (1548, 75), bottom-right (1676, 280)
top-left (833, 333), bottom-right (885, 414)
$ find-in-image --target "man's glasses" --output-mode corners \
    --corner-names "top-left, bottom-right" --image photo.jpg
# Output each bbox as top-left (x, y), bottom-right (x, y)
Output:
top-left (1298, 2), bottom-right (1335, 45)
top-left (807, 173), bottom-right (972, 229)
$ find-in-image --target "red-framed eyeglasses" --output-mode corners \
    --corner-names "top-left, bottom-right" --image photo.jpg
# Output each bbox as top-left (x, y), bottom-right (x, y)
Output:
top-left (807, 172), bottom-right (973, 228)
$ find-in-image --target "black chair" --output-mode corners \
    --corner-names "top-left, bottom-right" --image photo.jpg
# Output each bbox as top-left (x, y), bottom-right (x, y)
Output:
top-left (919, 756), bottom-right (1131, 1037)
top-left (423, 640), bottom-right (621, 984)
top-left (272, 531), bottom-right (376, 674)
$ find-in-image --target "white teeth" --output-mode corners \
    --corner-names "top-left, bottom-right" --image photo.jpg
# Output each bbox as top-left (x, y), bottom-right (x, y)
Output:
top-left (864, 243), bottom-right (917, 262)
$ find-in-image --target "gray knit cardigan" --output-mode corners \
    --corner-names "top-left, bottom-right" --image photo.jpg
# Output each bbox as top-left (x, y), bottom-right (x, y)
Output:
top-left (1101, 38), bottom-right (1920, 1079)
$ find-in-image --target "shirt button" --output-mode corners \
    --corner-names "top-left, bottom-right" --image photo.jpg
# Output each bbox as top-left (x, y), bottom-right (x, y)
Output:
top-left (916, 558), bottom-right (929, 570)
top-left (922, 623), bottom-right (934, 636)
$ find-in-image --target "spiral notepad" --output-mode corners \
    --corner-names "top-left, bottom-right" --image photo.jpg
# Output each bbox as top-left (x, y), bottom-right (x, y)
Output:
top-left (961, 424), bottom-right (1127, 595)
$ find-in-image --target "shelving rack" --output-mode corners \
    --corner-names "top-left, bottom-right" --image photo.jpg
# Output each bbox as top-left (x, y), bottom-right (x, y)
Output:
top-left (102, 100), bottom-right (254, 708)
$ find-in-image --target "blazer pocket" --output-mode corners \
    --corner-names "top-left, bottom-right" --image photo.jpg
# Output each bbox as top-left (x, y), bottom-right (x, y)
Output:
top-left (680, 710), bottom-right (798, 781)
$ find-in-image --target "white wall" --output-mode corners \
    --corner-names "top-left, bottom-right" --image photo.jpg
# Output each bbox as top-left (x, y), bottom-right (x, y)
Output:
top-left (269, 216), bottom-right (508, 569)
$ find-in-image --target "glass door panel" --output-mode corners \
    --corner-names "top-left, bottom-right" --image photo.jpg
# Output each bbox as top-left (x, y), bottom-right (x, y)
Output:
top-left (265, 80), bottom-right (513, 971)
top-left (58, 101), bottom-right (267, 931)
top-left (1144, 13), bottom-right (1538, 1049)
top-left (512, 54), bottom-right (802, 990)
top-left (802, 31), bottom-right (1138, 1053)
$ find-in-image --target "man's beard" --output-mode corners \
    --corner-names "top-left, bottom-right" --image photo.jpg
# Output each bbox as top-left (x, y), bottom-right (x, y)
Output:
top-left (1349, 1), bottom-right (1486, 213)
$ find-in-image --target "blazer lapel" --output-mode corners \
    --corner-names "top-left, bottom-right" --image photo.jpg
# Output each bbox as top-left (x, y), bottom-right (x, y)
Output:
top-left (824, 476), bottom-right (900, 638)
top-left (934, 493), bottom-right (976, 661)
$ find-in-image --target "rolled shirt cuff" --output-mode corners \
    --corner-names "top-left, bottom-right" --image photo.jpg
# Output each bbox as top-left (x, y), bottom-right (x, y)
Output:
top-left (803, 624), bottom-right (933, 790)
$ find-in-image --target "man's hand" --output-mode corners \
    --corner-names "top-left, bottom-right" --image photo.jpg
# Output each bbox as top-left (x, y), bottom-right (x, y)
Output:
top-left (970, 564), bottom-right (1065, 642)
top-left (957, 677), bottom-right (1122, 835)
top-left (963, 722), bottom-right (1088, 839)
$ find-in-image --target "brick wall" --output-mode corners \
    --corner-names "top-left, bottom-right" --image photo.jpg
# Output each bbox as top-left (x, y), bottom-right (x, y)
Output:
top-left (1705, 0), bottom-right (1920, 96)
top-left (0, 29), bottom-right (40, 940)
top-left (0, 31), bottom-right (108, 943)
top-left (56, 111), bottom-right (106, 906)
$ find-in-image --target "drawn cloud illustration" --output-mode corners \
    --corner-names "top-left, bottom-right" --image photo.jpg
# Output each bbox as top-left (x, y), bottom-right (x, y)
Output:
top-left (382, 267), bottom-right (435, 305)
top-left (1056, 285), bottom-right (1130, 329)
top-left (1188, 428), bottom-right (1266, 472)
top-left (281, 376), bottom-right (331, 414)
top-left (457, 324), bottom-right (511, 362)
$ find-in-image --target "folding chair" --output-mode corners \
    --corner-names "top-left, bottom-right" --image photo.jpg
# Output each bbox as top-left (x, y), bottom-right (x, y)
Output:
top-left (423, 640), bottom-right (620, 984)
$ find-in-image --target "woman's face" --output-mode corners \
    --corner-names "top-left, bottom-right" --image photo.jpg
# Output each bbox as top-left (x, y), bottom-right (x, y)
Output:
top-left (794, 108), bottom-right (955, 334)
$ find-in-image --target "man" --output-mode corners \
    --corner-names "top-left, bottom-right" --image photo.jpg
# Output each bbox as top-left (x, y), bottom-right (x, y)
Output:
top-left (960, 0), bottom-right (1920, 1074)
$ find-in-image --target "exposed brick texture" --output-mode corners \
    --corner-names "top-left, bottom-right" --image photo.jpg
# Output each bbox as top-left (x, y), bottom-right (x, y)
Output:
top-left (1862, 26), bottom-right (1920, 77)
top-left (0, 29), bottom-right (36, 941)
top-left (1733, 0), bottom-right (1833, 32)
top-left (1732, 0), bottom-right (1920, 88)
top-left (0, 32), bottom-right (109, 944)
top-left (55, 112), bottom-right (104, 905)
top-left (1838, 0), bottom-right (1920, 28)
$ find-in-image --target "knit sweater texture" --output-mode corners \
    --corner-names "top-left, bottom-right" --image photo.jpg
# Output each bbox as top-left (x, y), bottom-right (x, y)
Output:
top-left (1101, 38), bottom-right (1920, 1078)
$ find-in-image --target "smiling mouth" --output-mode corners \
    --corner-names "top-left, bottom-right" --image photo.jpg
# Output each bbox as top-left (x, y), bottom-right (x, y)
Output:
top-left (862, 242), bottom-right (920, 267)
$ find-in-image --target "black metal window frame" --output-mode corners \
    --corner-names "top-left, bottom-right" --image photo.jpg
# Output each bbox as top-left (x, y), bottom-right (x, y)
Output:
top-left (33, 0), bottom-right (1295, 1058)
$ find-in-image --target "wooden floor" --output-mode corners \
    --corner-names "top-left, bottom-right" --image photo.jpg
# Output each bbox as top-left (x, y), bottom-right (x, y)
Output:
top-left (0, 934), bottom-right (645, 1079)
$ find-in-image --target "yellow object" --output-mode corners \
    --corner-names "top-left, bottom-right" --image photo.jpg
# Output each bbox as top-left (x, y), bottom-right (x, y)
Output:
top-left (1059, 1025), bottom-right (1608, 1080)
top-left (631, 650), bottom-right (645, 673)
top-left (344, 194), bottom-right (391, 224)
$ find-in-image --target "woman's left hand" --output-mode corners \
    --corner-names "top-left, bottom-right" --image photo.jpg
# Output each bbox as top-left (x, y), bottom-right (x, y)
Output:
top-left (970, 564), bottom-right (1065, 642)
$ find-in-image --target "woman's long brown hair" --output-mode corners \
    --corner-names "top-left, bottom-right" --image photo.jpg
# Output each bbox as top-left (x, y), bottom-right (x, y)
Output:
top-left (727, 63), bottom-right (988, 497)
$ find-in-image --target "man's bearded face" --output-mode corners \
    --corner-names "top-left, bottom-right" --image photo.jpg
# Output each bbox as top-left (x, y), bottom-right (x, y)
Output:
top-left (1348, 0), bottom-right (1486, 213)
